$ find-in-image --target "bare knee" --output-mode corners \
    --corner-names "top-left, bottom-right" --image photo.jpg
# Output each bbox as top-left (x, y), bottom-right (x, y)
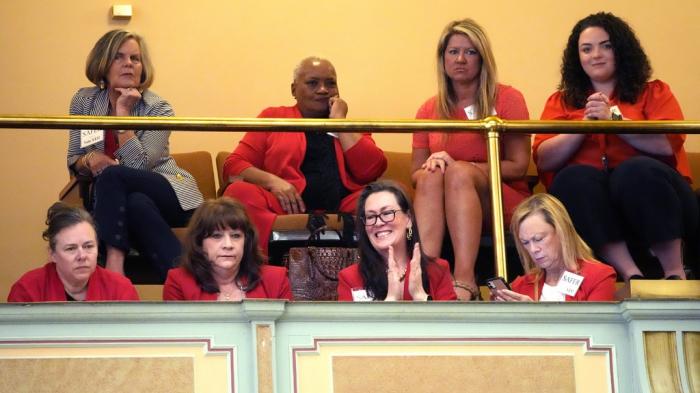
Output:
top-left (444, 162), bottom-right (487, 192)
top-left (414, 169), bottom-right (445, 195)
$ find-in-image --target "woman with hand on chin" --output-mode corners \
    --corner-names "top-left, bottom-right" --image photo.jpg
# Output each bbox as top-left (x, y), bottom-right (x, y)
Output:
top-left (534, 12), bottom-right (697, 282)
top-left (494, 194), bottom-right (616, 302)
top-left (163, 197), bottom-right (292, 301)
top-left (337, 181), bottom-right (456, 301)
top-left (8, 202), bottom-right (139, 302)
top-left (67, 30), bottom-right (203, 280)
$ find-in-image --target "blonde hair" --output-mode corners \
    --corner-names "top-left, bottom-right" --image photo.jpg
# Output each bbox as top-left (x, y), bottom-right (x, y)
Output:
top-left (510, 194), bottom-right (597, 286)
top-left (435, 18), bottom-right (498, 120)
top-left (85, 29), bottom-right (154, 90)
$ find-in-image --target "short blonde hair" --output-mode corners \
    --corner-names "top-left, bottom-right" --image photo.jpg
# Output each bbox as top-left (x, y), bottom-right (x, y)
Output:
top-left (435, 18), bottom-right (498, 120)
top-left (85, 29), bottom-right (154, 90)
top-left (510, 194), bottom-right (597, 281)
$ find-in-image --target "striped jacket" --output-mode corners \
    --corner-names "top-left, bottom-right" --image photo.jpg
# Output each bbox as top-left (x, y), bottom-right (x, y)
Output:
top-left (67, 87), bottom-right (203, 211)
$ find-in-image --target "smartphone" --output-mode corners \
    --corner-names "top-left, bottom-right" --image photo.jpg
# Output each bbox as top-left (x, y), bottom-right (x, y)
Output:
top-left (486, 277), bottom-right (511, 295)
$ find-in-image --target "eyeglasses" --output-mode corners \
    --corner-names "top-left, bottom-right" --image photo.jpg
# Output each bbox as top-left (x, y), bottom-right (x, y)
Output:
top-left (361, 209), bottom-right (401, 226)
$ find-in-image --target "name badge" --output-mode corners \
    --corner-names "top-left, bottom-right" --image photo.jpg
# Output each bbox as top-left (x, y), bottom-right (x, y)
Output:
top-left (464, 105), bottom-right (497, 120)
top-left (80, 129), bottom-right (103, 148)
top-left (556, 271), bottom-right (584, 297)
top-left (351, 288), bottom-right (374, 302)
top-left (610, 105), bottom-right (623, 118)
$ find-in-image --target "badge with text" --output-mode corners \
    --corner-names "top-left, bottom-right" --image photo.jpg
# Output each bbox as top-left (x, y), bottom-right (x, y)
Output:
top-left (351, 288), bottom-right (374, 302)
top-left (80, 129), bottom-right (103, 148)
top-left (556, 271), bottom-right (584, 297)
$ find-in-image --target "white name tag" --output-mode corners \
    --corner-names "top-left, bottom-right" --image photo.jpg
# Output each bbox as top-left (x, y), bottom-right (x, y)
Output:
top-left (610, 105), bottom-right (622, 118)
top-left (556, 271), bottom-right (584, 297)
top-left (464, 105), bottom-right (497, 120)
top-left (80, 129), bottom-right (103, 148)
top-left (351, 288), bottom-right (374, 302)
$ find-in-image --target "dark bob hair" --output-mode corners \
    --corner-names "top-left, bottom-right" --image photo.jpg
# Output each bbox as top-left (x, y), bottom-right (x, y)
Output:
top-left (180, 197), bottom-right (263, 293)
top-left (560, 12), bottom-right (651, 107)
top-left (356, 180), bottom-right (432, 300)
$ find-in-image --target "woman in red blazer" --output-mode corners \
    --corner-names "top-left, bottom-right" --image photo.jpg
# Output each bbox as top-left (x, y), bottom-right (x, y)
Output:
top-left (337, 181), bottom-right (457, 301)
top-left (8, 202), bottom-right (139, 302)
top-left (163, 197), bottom-right (291, 301)
top-left (494, 194), bottom-right (616, 302)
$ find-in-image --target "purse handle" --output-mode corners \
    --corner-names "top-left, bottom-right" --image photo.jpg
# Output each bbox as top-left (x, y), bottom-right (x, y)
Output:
top-left (305, 212), bottom-right (357, 247)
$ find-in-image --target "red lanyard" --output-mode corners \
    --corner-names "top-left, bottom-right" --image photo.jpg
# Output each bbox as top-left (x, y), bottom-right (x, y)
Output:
top-left (104, 130), bottom-right (118, 159)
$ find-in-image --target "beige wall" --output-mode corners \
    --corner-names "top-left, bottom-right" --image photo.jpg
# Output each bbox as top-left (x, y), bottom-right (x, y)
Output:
top-left (1, 0), bottom-right (698, 299)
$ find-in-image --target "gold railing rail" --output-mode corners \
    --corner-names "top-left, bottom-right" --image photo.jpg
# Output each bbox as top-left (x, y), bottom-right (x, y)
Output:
top-left (2, 114), bottom-right (700, 280)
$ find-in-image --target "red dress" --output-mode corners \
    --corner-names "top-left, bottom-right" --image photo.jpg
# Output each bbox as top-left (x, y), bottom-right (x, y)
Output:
top-left (7, 262), bottom-right (140, 302)
top-left (223, 105), bottom-right (387, 253)
top-left (162, 265), bottom-right (292, 300)
top-left (510, 259), bottom-right (617, 301)
top-left (337, 258), bottom-right (457, 301)
top-left (534, 80), bottom-right (689, 189)
top-left (413, 84), bottom-right (531, 224)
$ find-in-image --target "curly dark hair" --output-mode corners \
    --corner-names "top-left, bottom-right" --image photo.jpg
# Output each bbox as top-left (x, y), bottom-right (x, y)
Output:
top-left (181, 197), bottom-right (263, 294)
top-left (356, 180), bottom-right (432, 300)
top-left (560, 12), bottom-right (651, 108)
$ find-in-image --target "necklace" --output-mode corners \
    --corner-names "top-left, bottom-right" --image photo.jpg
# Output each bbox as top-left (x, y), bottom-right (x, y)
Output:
top-left (399, 268), bottom-right (407, 282)
top-left (235, 277), bottom-right (250, 292)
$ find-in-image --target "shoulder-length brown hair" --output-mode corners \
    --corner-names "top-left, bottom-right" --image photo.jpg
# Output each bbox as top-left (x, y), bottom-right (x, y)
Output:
top-left (85, 29), bottom-right (155, 90)
top-left (435, 18), bottom-right (498, 120)
top-left (181, 197), bottom-right (264, 293)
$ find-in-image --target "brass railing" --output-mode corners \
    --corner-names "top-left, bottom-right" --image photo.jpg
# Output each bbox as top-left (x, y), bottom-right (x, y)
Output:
top-left (2, 114), bottom-right (699, 279)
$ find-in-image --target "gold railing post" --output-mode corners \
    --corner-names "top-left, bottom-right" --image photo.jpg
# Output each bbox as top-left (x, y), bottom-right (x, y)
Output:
top-left (485, 116), bottom-right (508, 280)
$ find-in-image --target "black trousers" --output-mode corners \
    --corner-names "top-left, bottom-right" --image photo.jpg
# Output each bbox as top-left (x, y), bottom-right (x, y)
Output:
top-left (549, 156), bottom-right (698, 253)
top-left (93, 165), bottom-right (193, 279)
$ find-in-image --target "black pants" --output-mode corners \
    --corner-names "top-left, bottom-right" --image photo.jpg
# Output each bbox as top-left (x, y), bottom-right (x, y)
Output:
top-left (93, 165), bottom-right (193, 279)
top-left (549, 157), bottom-right (698, 254)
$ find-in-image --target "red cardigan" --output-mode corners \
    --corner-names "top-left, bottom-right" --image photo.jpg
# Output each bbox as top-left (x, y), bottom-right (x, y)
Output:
top-left (162, 265), bottom-right (292, 300)
top-left (7, 262), bottom-right (139, 302)
top-left (223, 105), bottom-right (387, 194)
top-left (337, 258), bottom-right (457, 301)
top-left (510, 259), bottom-right (617, 301)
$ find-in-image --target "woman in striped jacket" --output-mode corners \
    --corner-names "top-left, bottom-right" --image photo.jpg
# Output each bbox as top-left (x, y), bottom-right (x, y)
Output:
top-left (67, 29), bottom-right (203, 280)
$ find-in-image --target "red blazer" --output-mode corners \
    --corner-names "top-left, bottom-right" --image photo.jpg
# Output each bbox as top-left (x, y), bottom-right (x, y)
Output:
top-left (7, 262), bottom-right (139, 302)
top-left (535, 80), bottom-right (690, 188)
top-left (162, 265), bottom-right (292, 300)
top-left (337, 258), bottom-right (457, 301)
top-left (511, 259), bottom-right (617, 301)
top-left (223, 105), bottom-right (387, 194)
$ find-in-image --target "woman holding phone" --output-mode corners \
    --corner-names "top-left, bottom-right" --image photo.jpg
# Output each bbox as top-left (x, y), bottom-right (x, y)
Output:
top-left (493, 194), bottom-right (616, 302)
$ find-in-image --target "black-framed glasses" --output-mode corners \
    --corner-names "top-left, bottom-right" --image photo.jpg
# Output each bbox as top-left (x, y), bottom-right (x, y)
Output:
top-left (362, 209), bottom-right (401, 226)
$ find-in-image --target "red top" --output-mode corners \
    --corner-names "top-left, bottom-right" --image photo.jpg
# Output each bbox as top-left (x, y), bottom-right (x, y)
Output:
top-left (162, 265), bottom-right (292, 300)
top-left (535, 80), bottom-right (689, 188)
top-left (413, 84), bottom-right (530, 195)
top-left (7, 262), bottom-right (139, 302)
top-left (510, 259), bottom-right (617, 301)
top-left (223, 105), bottom-right (387, 194)
top-left (337, 258), bottom-right (457, 301)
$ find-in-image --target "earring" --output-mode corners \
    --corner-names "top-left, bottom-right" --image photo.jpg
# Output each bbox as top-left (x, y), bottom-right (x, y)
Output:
top-left (406, 226), bottom-right (413, 240)
top-left (99, 79), bottom-right (106, 90)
